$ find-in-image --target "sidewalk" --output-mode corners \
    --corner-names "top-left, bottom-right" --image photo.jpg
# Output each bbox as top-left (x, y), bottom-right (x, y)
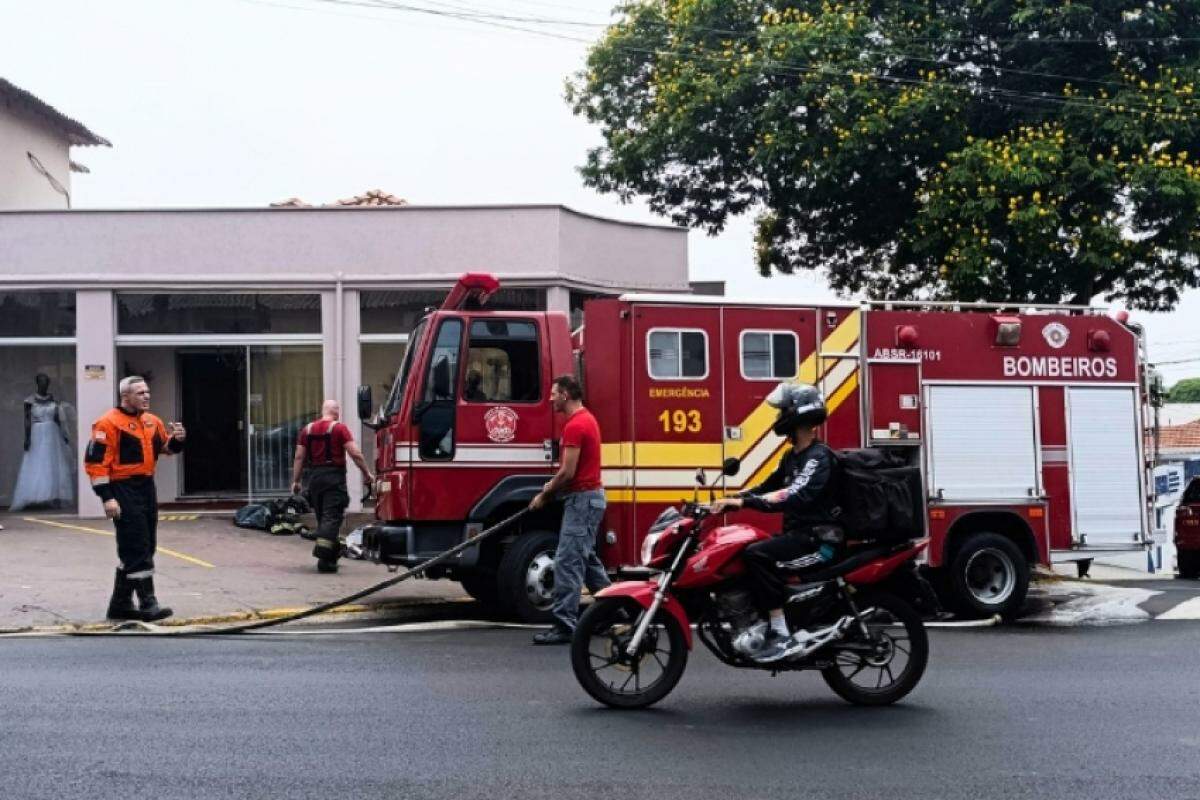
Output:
top-left (0, 512), bottom-right (470, 631)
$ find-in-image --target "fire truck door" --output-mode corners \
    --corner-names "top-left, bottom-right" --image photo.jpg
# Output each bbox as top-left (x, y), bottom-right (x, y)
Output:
top-left (719, 307), bottom-right (815, 493)
top-left (1065, 387), bottom-right (1147, 546)
top-left (408, 316), bottom-right (556, 521)
top-left (865, 359), bottom-right (922, 445)
top-left (630, 305), bottom-right (723, 523)
top-left (456, 317), bottom-right (555, 468)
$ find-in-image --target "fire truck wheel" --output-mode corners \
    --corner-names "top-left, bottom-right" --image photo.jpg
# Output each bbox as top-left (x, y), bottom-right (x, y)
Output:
top-left (457, 570), bottom-right (504, 609)
top-left (498, 531), bottom-right (559, 624)
top-left (948, 532), bottom-right (1029, 619)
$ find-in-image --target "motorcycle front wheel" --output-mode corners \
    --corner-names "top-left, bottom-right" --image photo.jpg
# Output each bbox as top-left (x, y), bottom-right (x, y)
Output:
top-left (570, 597), bottom-right (688, 709)
top-left (821, 591), bottom-right (928, 706)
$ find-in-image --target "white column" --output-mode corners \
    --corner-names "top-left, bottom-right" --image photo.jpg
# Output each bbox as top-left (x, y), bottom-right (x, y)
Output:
top-left (546, 285), bottom-right (570, 316)
top-left (320, 290), bottom-right (337, 400)
top-left (342, 289), bottom-right (364, 512)
top-left (75, 290), bottom-right (116, 518)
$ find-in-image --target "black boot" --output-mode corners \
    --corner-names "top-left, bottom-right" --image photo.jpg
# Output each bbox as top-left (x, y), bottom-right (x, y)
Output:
top-left (132, 576), bottom-right (173, 622)
top-left (106, 569), bottom-right (140, 621)
top-left (313, 539), bottom-right (339, 573)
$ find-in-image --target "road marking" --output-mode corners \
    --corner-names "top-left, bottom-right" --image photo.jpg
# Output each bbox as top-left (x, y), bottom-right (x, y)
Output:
top-left (159, 514), bottom-right (199, 522)
top-left (258, 620), bottom-right (541, 635)
top-left (1156, 597), bottom-right (1200, 620)
top-left (22, 517), bottom-right (215, 569)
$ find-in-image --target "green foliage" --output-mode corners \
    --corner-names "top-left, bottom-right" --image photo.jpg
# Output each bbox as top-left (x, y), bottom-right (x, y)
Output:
top-left (1168, 377), bottom-right (1200, 402)
top-left (567, 0), bottom-right (1200, 308)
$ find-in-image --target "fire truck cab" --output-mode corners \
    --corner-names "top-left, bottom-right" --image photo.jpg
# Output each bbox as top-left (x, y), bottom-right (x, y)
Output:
top-left (359, 273), bottom-right (1153, 621)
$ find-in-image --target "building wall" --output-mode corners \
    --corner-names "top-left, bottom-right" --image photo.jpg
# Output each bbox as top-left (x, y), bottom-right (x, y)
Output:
top-left (0, 110), bottom-right (70, 209)
top-left (0, 206), bottom-right (690, 293)
top-left (1, 206), bottom-right (690, 516)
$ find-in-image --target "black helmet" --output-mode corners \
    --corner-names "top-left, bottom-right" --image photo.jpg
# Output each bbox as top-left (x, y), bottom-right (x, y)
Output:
top-left (766, 382), bottom-right (827, 436)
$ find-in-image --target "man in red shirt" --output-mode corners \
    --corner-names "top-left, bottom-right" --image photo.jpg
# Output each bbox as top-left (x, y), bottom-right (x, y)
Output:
top-left (529, 375), bottom-right (610, 644)
top-left (290, 399), bottom-right (375, 573)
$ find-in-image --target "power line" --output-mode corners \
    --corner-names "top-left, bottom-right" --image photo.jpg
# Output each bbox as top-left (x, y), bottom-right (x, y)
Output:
top-left (1151, 355), bottom-right (1200, 367)
top-left (254, 0), bottom-right (1200, 122)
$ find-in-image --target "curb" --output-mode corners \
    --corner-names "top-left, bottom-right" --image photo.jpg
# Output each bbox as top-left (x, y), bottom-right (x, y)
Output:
top-left (0, 596), bottom-right (475, 636)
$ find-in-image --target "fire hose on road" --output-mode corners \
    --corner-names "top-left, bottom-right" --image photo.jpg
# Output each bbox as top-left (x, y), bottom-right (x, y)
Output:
top-left (57, 508), bottom-right (532, 637)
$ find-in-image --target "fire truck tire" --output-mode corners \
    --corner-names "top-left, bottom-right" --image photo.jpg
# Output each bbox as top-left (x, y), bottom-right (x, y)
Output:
top-left (947, 532), bottom-right (1029, 619)
top-left (457, 570), bottom-right (505, 609)
top-left (498, 530), bottom-right (560, 624)
top-left (1177, 551), bottom-right (1200, 580)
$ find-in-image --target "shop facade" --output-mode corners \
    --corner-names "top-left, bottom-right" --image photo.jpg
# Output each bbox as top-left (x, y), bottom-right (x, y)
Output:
top-left (0, 204), bottom-right (689, 517)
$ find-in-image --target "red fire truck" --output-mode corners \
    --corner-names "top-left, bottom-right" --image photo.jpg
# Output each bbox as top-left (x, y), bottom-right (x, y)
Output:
top-left (358, 273), bottom-right (1153, 621)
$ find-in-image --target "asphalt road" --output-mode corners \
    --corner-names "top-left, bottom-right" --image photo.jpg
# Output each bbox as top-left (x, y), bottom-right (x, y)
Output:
top-left (2, 623), bottom-right (1198, 800)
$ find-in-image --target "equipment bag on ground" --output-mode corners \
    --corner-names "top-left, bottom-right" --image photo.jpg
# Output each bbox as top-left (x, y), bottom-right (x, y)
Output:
top-left (234, 503), bottom-right (272, 531)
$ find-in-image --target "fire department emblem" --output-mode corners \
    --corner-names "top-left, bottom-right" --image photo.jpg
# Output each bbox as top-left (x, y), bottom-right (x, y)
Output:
top-left (484, 406), bottom-right (519, 443)
top-left (1042, 322), bottom-right (1070, 349)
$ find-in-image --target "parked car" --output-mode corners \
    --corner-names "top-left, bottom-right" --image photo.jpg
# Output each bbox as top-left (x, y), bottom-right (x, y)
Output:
top-left (1175, 477), bottom-right (1200, 579)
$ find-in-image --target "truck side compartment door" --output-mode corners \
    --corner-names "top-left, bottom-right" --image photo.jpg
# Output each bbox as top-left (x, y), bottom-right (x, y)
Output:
top-left (718, 307), bottom-right (815, 496)
top-left (629, 304), bottom-right (723, 548)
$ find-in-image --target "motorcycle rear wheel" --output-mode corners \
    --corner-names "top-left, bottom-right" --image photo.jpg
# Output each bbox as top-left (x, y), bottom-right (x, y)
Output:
top-left (571, 597), bottom-right (688, 709)
top-left (821, 591), bottom-right (928, 706)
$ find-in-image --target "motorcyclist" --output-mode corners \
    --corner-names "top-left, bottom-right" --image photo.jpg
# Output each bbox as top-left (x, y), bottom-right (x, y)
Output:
top-left (709, 382), bottom-right (842, 662)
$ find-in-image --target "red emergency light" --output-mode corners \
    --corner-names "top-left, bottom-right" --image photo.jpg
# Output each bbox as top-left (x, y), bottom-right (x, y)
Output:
top-left (895, 325), bottom-right (920, 349)
top-left (990, 315), bottom-right (1022, 347)
top-left (1087, 329), bottom-right (1112, 352)
top-left (442, 272), bottom-right (502, 310)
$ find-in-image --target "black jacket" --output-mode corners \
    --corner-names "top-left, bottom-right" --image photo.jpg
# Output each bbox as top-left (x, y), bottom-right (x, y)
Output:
top-left (741, 440), bottom-right (838, 535)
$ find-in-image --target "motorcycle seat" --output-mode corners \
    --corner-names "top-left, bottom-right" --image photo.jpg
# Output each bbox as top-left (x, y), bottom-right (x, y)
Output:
top-left (799, 540), bottom-right (914, 582)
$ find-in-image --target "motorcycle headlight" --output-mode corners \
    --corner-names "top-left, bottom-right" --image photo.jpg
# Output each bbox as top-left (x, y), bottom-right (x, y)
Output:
top-left (640, 531), bottom-right (662, 567)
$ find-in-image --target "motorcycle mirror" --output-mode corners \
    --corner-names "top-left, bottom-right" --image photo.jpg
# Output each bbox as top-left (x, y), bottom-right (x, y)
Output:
top-left (695, 468), bottom-right (706, 486)
top-left (721, 457), bottom-right (741, 477)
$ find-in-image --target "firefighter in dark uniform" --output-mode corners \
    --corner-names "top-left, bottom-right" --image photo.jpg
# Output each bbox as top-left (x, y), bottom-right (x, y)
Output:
top-left (290, 399), bottom-right (375, 573)
top-left (84, 376), bottom-right (185, 621)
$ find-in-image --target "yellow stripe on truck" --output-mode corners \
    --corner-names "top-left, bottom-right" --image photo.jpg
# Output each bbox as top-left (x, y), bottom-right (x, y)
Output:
top-left (601, 310), bottom-right (861, 478)
top-left (610, 370), bottom-right (860, 505)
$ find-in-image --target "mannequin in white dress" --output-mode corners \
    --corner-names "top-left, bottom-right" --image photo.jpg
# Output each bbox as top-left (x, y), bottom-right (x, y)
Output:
top-left (10, 374), bottom-right (75, 510)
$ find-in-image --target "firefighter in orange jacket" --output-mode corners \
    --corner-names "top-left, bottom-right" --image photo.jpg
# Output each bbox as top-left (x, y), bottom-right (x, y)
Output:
top-left (84, 376), bottom-right (186, 621)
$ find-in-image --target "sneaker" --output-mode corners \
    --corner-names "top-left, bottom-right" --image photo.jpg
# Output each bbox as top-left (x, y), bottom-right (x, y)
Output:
top-left (748, 628), bottom-right (788, 661)
top-left (532, 626), bottom-right (572, 646)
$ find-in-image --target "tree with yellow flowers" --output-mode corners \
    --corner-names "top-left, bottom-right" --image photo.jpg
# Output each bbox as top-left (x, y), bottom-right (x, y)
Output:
top-left (567, 0), bottom-right (1200, 309)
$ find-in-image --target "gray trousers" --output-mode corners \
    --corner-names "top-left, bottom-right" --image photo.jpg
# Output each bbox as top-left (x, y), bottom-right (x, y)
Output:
top-left (552, 489), bottom-right (611, 631)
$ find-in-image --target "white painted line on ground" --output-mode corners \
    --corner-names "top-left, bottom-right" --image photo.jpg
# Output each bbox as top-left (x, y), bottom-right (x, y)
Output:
top-left (1156, 597), bottom-right (1200, 620)
top-left (1023, 581), bottom-right (1158, 626)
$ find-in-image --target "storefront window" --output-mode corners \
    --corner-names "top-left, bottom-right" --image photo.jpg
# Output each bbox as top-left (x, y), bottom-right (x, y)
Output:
top-left (0, 346), bottom-right (76, 511)
top-left (117, 294), bottom-right (321, 335)
top-left (360, 341), bottom-right (408, 468)
top-left (0, 291), bottom-right (75, 337)
top-left (360, 288), bottom-right (545, 335)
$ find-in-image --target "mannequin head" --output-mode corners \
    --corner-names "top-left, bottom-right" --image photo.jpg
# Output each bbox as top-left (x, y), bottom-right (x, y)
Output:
top-left (35, 373), bottom-right (50, 396)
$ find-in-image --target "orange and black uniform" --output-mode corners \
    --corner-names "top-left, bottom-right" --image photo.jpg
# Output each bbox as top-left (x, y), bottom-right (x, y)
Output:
top-left (85, 406), bottom-right (182, 580)
top-left (299, 418), bottom-right (352, 568)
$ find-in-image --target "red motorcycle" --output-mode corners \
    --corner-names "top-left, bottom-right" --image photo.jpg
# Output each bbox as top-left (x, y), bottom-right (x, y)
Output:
top-left (571, 466), bottom-right (930, 709)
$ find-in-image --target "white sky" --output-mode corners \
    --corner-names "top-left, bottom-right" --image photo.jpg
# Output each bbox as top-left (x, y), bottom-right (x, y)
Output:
top-left (2, 0), bottom-right (1197, 384)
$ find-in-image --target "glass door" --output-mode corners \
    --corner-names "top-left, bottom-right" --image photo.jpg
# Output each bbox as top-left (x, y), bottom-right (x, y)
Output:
top-left (247, 345), bottom-right (323, 498)
top-left (179, 347), bottom-right (247, 496)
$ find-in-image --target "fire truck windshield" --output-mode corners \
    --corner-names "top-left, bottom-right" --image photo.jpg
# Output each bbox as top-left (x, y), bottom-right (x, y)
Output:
top-left (382, 318), bottom-right (427, 419)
